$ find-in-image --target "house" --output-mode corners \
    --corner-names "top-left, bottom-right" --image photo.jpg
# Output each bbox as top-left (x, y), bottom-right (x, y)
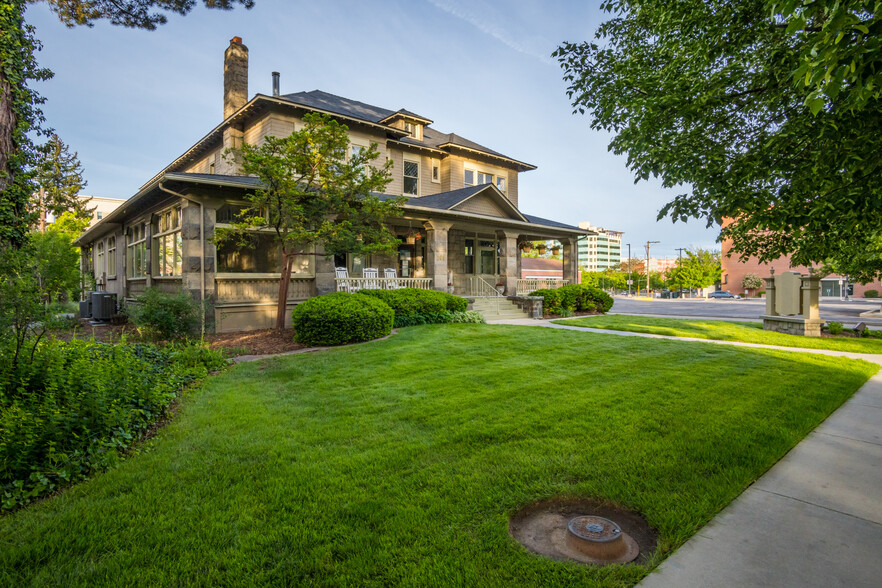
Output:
top-left (75, 37), bottom-right (590, 332)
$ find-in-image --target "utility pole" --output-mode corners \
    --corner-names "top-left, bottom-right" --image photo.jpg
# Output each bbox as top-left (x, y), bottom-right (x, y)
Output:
top-left (645, 241), bottom-right (660, 297)
top-left (626, 243), bottom-right (632, 297)
top-left (675, 247), bottom-right (686, 298)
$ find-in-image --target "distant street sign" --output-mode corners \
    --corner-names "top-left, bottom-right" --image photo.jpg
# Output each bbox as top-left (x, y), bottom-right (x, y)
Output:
top-left (626, 280), bottom-right (633, 285)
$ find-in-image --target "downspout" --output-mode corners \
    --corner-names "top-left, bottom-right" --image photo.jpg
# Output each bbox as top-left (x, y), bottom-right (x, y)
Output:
top-left (159, 182), bottom-right (206, 338)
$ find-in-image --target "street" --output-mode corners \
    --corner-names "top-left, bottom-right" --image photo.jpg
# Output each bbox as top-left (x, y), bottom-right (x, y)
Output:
top-left (610, 296), bottom-right (882, 326)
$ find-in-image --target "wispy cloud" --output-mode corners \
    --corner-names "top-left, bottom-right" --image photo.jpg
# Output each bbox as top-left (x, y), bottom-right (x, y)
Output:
top-left (425, 0), bottom-right (556, 65)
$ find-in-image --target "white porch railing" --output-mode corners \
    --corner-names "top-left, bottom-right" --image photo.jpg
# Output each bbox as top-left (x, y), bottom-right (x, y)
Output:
top-left (335, 277), bottom-right (433, 292)
top-left (466, 276), bottom-right (503, 314)
top-left (516, 278), bottom-right (570, 296)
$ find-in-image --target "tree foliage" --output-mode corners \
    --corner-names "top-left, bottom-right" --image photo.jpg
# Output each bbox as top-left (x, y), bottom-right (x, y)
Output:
top-left (34, 134), bottom-right (90, 230)
top-left (219, 112), bottom-right (402, 329)
top-left (31, 211), bottom-right (89, 303)
top-left (42, 0), bottom-right (255, 30)
top-left (667, 249), bottom-right (722, 290)
top-left (554, 1), bottom-right (882, 281)
top-left (0, 0), bottom-right (52, 249)
top-left (742, 272), bottom-right (764, 291)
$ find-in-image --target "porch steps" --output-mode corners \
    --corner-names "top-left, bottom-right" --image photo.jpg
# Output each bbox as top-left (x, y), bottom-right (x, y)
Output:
top-left (471, 297), bottom-right (531, 321)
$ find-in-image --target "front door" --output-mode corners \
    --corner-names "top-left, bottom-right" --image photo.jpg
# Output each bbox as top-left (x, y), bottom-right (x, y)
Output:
top-left (399, 245), bottom-right (414, 278)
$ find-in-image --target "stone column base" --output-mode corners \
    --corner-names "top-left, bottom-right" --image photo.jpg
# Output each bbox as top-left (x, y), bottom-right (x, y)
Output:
top-left (762, 315), bottom-right (824, 337)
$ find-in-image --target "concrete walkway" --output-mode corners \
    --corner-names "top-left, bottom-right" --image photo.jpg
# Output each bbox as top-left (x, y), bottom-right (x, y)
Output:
top-left (488, 317), bottom-right (882, 587)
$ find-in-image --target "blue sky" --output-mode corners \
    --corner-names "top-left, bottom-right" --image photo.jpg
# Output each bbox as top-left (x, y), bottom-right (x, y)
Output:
top-left (27, 0), bottom-right (719, 259)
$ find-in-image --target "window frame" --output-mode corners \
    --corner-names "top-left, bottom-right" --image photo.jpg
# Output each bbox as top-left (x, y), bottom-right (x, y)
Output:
top-left (464, 167), bottom-right (505, 193)
top-left (152, 205), bottom-right (183, 278)
top-left (214, 208), bottom-right (315, 278)
top-left (106, 236), bottom-right (117, 278)
top-left (431, 158), bottom-right (441, 183)
top-left (403, 156), bottom-right (420, 196)
top-left (126, 221), bottom-right (149, 279)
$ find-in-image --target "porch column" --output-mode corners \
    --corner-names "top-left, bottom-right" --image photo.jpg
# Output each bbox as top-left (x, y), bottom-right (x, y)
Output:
top-left (562, 237), bottom-right (579, 285)
top-left (497, 229), bottom-right (520, 296)
top-left (424, 220), bottom-right (453, 292)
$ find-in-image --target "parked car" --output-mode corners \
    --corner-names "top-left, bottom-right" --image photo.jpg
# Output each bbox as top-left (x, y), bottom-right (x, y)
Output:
top-left (707, 290), bottom-right (741, 299)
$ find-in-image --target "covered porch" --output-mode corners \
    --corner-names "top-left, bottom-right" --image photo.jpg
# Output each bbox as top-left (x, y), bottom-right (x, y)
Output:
top-left (318, 184), bottom-right (588, 299)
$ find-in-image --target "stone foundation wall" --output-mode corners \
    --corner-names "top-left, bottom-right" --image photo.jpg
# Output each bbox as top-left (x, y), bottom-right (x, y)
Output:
top-left (508, 296), bottom-right (543, 318)
top-left (762, 316), bottom-right (823, 337)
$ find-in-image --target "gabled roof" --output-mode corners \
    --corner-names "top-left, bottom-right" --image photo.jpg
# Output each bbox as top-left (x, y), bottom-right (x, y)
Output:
top-left (378, 108), bottom-right (433, 126)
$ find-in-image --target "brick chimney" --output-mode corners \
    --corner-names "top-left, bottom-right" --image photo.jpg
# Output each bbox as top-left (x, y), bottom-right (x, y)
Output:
top-left (224, 36), bottom-right (248, 119)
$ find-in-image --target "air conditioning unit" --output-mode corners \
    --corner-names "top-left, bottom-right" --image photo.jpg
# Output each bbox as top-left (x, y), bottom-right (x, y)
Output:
top-left (90, 291), bottom-right (117, 321)
top-left (79, 297), bottom-right (92, 319)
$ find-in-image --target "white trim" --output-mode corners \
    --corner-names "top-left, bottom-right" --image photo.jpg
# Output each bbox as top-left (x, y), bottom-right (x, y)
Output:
top-left (403, 155), bottom-right (420, 196)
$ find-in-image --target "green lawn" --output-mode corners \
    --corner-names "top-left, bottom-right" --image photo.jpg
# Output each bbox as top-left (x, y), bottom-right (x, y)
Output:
top-left (554, 315), bottom-right (882, 354)
top-left (0, 325), bottom-right (876, 587)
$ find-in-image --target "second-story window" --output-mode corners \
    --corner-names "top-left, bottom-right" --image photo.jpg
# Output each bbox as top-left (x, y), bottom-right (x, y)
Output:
top-left (431, 159), bottom-right (440, 183)
top-left (496, 176), bottom-right (506, 192)
top-left (404, 159), bottom-right (419, 195)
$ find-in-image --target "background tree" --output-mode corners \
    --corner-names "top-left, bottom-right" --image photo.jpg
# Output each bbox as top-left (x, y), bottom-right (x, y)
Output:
top-left (34, 134), bottom-right (89, 231)
top-left (554, 1), bottom-right (882, 282)
top-left (31, 211), bottom-right (89, 303)
top-left (219, 112), bottom-right (402, 330)
top-left (667, 248), bottom-right (722, 291)
top-left (741, 273), bottom-right (764, 296)
top-left (42, 0), bottom-right (255, 30)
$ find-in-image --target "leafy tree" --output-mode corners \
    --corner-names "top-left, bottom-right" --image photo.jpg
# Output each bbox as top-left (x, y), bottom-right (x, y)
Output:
top-left (43, 0), bottom-right (255, 30)
top-left (554, 1), bottom-right (882, 282)
top-left (219, 112), bottom-right (402, 330)
top-left (34, 134), bottom-right (89, 231)
top-left (742, 272), bottom-right (764, 295)
top-left (667, 248), bottom-right (722, 290)
top-left (0, 0), bottom-right (51, 249)
top-left (31, 211), bottom-right (89, 303)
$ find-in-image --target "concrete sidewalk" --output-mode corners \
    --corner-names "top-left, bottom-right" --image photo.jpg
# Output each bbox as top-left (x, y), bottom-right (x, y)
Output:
top-left (488, 318), bottom-right (882, 587)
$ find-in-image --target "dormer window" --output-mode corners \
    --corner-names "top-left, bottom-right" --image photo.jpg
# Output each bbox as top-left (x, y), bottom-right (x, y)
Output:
top-left (404, 121), bottom-right (413, 134)
top-left (402, 120), bottom-right (423, 140)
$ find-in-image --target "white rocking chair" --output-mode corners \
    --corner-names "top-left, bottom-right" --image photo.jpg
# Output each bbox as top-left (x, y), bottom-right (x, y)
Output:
top-left (384, 268), bottom-right (403, 290)
top-left (335, 267), bottom-right (356, 292)
top-left (363, 268), bottom-right (380, 290)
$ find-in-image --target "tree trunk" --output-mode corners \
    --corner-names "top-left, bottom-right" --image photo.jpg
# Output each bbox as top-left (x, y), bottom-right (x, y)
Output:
top-left (276, 253), bottom-right (293, 330)
top-left (0, 66), bottom-right (14, 196)
top-left (39, 186), bottom-right (46, 232)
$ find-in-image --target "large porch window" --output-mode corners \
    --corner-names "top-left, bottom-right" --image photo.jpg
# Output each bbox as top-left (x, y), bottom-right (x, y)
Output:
top-left (126, 221), bottom-right (148, 279)
top-left (152, 206), bottom-right (183, 277)
top-left (217, 233), bottom-right (313, 276)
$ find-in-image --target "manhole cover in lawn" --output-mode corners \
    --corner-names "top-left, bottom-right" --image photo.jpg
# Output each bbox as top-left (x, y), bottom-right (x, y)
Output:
top-left (509, 498), bottom-right (657, 566)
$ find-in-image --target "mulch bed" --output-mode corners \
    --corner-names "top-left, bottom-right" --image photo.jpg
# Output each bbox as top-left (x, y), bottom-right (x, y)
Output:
top-left (49, 319), bottom-right (305, 357)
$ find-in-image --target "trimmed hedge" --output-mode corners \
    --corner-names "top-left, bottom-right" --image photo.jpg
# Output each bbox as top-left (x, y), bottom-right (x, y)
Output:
top-left (864, 289), bottom-right (879, 298)
top-left (357, 288), bottom-right (468, 315)
top-left (292, 292), bottom-right (393, 346)
top-left (1, 340), bottom-right (225, 510)
top-left (528, 284), bottom-right (614, 315)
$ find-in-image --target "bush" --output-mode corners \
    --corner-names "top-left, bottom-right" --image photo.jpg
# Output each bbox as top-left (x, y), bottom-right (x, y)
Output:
top-left (292, 292), bottom-right (393, 346)
top-left (529, 285), bottom-right (612, 315)
top-left (580, 285), bottom-right (614, 312)
top-left (0, 339), bottom-right (224, 510)
top-left (357, 288), bottom-right (467, 315)
top-left (529, 288), bottom-right (563, 314)
top-left (129, 288), bottom-right (202, 341)
top-left (864, 289), bottom-right (879, 298)
top-left (827, 321), bottom-right (844, 335)
top-left (393, 310), bottom-right (485, 328)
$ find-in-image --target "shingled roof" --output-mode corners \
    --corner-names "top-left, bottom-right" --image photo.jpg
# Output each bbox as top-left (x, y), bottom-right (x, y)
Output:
top-left (280, 90), bottom-right (530, 168)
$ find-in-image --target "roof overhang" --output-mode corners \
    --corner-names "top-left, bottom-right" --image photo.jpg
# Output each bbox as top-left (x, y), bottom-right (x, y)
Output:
top-left (437, 142), bottom-right (537, 172)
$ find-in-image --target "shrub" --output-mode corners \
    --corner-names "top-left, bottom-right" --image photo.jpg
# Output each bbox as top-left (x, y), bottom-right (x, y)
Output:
top-left (827, 321), bottom-right (844, 335)
top-left (357, 288), bottom-right (467, 315)
top-left (864, 289), bottom-right (879, 298)
top-left (0, 339), bottom-right (224, 510)
top-left (580, 285), bottom-right (614, 313)
top-left (129, 288), bottom-right (202, 341)
top-left (529, 288), bottom-right (563, 314)
top-left (530, 285), bottom-right (612, 315)
top-left (393, 310), bottom-right (485, 328)
top-left (292, 292), bottom-right (393, 346)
